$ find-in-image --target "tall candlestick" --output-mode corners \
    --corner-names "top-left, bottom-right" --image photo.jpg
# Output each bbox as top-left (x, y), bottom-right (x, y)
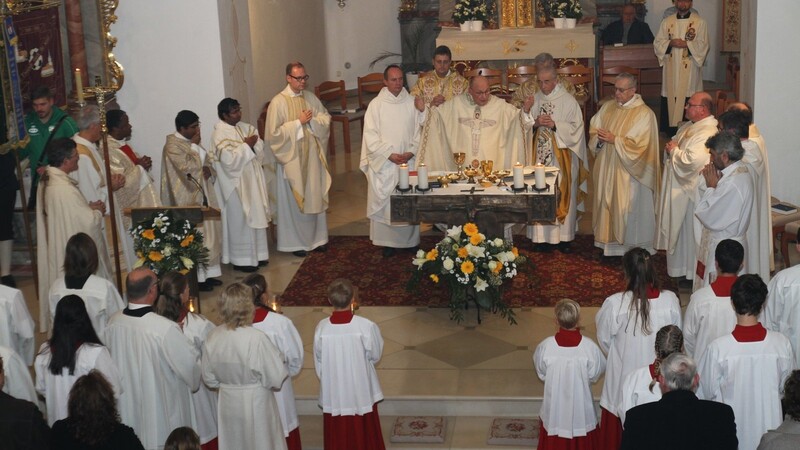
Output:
top-left (417, 163), bottom-right (428, 189)
top-left (398, 163), bottom-right (409, 189)
top-left (534, 163), bottom-right (546, 190)
top-left (513, 162), bottom-right (524, 189)
top-left (75, 68), bottom-right (84, 103)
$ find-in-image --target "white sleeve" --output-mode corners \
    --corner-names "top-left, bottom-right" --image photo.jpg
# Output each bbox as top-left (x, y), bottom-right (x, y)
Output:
top-left (683, 298), bottom-right (700, 357)
top-left (94, 346), bottom-right (124, 397)
top-left (280, 320), bottom-right (304, 377)
top-left (10, 289), bottom-right (35, 365)
top-left (595, 298), bottom-right (616, 354)
top-left (163, 325), bottom-right (201, 391)
top-left (363, 321), bottom-right (384, 364)
top-left (696, 343), bottom-right (721, 400)
top-left (200, 341), bottom-right (219, 389)
top-left (587, 341), bottom-right (607, 383)
top-left (533, 341), bottom-right (547, 381)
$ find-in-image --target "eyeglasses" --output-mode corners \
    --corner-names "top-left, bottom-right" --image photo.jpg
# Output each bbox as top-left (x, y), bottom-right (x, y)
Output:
top-left (289, 75), bottom-right (310, 82)
top-left (614, 87), bottom-right (634, 93)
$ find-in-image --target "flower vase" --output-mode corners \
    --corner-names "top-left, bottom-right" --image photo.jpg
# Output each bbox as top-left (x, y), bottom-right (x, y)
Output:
top-left (553, 17), bottom-right (566, 29)
top-left (470, 20), bottom-right (483, 31)
top-left (460, 22), bottom-right (471, 31)
top-left (565, 18), bottom-right (577, 29)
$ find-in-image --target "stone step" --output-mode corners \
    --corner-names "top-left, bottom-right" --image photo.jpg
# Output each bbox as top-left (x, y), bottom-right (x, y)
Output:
top-left (297, 395), bottom-right (543, 417)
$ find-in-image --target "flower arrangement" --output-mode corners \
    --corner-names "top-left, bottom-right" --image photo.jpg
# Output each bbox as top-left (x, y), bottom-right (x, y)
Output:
top-left (548, 0), bottom-right (582, 19)
top-left (130, 210), bottom-right (209, 275)
top-left (409, 223), bottom-right (527, 324)
top-left (452, 0), bottom-right (488, 24)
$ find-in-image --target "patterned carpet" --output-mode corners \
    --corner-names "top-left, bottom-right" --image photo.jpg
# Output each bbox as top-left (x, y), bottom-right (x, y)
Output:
top-left (280, 234), bottom-right (678, 307)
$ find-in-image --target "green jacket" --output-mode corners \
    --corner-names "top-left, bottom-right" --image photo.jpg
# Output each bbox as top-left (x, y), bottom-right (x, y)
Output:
top-left (20, 107), bottom-right (79, 187)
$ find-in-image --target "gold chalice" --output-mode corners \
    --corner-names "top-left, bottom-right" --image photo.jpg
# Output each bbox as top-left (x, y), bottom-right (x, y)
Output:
top-left (480, 160), bottom-right (494, 183)
top-left (453, 152), bottom-right (467, 180)
top-left (495, 169), bottom-right (510, 187)
top-left (437, 176), bottom-right (451, 188)
top-left (463, 168), bottom-right (478, 184)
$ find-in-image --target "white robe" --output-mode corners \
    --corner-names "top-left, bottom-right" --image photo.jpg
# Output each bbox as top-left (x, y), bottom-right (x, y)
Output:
top-left (741, 139), bottom-right (772, 281)
top-left (0, 285), bottom-right (35, 365)
top-left (70, 134), bottom-right (109, 207)
top-left (654, 115), bottom-right (718, 279)
top-left (253, 311), bottom-right (304, 437)
top-left (750, 124), bottom-right (774, 271)
top-left (314, 315), bottom-right (384, 415)
top-left (683, 283), bottom-right (737, 360)
top-left (104, 309), bottom-right (200, 450)
top-left (181, 312), bottom-right (218, 445)
top-left (596, 290), bottom-right (682, 416)
top-left (211, 120), bottom-right (270, 266)
top-left (0, 345), bottom-right (37, 405)
top-left (34, 342), bottom-right (122, 425)
top-left (48, 275), bottom-right (125, 337)
top-left (202, 326), bottom-right (288, 450)
top-left (360, 87), bottom-right (422, 249)
top-left (619, 365), bottom-right (662, 426)
top-left (763, 265), bottom-right (800, 368)
top-left (533, 335), bottom-right (605, 438)
top-left (697, 331), bottom-right (795, 450)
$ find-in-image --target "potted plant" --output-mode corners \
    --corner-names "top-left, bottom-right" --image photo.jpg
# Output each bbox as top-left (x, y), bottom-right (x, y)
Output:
top-left (548, 0), bottom-right (581, 29)
top-left (453, 0), bottom-right (488, 31)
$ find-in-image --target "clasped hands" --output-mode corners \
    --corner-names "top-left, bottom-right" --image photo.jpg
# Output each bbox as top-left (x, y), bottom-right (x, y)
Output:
top-left (596, 128), bottom-right (616, 145)
top-left (388, 152), bottom-right (414, 165)
top-left (701, 162), bottom-right (722, 188)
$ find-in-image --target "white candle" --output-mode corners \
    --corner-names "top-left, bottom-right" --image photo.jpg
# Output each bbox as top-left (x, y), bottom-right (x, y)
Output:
top-left (75, 68), bottom-right (84, 103)
top-left (417, 163), bottom-right (428, 189)
top-left (534, 163), bottom-right (546, 190)
top-left (398, 163), bottom-right (409, 189)
top-left (513, 162), bottom-right (524, 189)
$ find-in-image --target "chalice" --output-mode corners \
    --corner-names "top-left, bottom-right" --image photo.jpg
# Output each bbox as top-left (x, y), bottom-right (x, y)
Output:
top-left (463, 168), bottom-right (478, 184)
top-left (453, 152), bottom-right (467, 180)
top-left (480, 160), bottom-right (494, 183)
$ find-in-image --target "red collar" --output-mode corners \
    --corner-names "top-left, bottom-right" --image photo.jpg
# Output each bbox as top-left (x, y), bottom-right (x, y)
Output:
top-left (253, 306), bottom-right (269, 323)
top-left (330, 310), bottom-right (354, 324)
top-left (177, 307), bottom-right (189, 324)
top-left (732, 323), bottom-right (767, 342)
top-left (646, 285), bottom-right (660, 299)
top-left (554, 328), bottom-right (582, 347)
top-left (711, 275), bottom-right (738, 297)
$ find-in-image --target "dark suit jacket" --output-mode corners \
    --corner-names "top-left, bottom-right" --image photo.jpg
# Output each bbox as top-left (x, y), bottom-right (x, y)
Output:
top-left (621, 390), bottom-right (738, 450)
top-left (602, 19), bottom-right (655, 45)
top-left (0, 391), bottom-right (49, 450)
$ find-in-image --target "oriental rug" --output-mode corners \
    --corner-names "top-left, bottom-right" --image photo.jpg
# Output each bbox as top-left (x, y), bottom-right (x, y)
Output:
top-left (389, 416), bottom-right (446, 443)
top-left (486, 417), bottom-right (539, 447)
top-left (280, 234), bottom-right (678, 308)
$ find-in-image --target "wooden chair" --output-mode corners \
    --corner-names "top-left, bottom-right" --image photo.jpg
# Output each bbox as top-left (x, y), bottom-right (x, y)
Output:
top-left (715, 90), bottom-right (736, 117)
top-left (506, 65), bottom-right (537, 92)
top-left (357, 72), bottom-right (385, 110)
top-left (315, 80), bottom-right (365, 155)
top-left (556, 64), bottom-right (594, 125)
top-left (597, 65), bottom-right (640, 108)
top-left (464, 68), bottom-right (506, 96)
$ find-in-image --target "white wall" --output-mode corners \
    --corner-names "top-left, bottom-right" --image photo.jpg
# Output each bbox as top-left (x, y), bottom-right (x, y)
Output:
top-left (113, 0), bottom-right (227, 194)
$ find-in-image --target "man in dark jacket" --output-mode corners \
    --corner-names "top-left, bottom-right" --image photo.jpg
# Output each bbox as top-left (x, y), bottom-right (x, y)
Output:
top-left (0, 356), bottom-right (50, 449)
top-left (602, 5), bottom-right (655, 45)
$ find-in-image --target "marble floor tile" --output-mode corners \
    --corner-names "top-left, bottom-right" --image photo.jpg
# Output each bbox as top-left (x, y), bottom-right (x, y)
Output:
top-left (414, 329), bottom-right (518, 369)
top-left (378, 311), bottom-right (465, 347)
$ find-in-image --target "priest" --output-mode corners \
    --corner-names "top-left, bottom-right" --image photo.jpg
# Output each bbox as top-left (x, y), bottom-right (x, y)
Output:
top-left (409, 45), bottom-right (467, 107)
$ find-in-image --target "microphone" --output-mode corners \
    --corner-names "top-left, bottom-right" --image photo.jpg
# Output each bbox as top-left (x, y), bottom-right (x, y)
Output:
top-left (186, 173), bottom-right (209, 207)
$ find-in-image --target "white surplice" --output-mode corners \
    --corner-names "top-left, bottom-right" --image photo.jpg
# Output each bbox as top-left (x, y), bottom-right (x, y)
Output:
top-left (360, 87), bottom-right (423, 249)
top-left (202, 326), bottom-right (288, 450)
top-left (48, 275), bottom-right (125, 337)
top-left (70, 134), bottom-right (109, 207)
top-left (314, 315), bottom-right (384, 415)
top-left (741, 139), bottom-right (772, 281)
top-left (0, 285), bottom-right (35, 365)
top-left (763, 265), bottom-right (800, 368)
top-left (619, 365), bottom-right (662, 426)
top-left (0, 345), bottom-right (37, 405)
top-left (697, 331), bottom-right (795, 450)
top-left (596, 290), bottom-right (682, 417)
top-left (533, 336), bottom-right (606, 438)
top-left (181, 312), bottom-right (218, 445)
top-left (683, 283), bottom-right (737, 360)
top-left (253, 311), bottom-right (304, 437)
top-left (104, 309), bottom-right (200, 450)
top-left (34, 342), bottom-right (122, 425)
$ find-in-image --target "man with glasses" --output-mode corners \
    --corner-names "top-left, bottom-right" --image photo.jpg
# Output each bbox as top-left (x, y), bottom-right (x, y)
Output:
top-left (589, 73), bottom-right (660, 257)
top-left (655, 91), bottom-right (718, 284)
top-left (266, 61), bottom-right (331, 257)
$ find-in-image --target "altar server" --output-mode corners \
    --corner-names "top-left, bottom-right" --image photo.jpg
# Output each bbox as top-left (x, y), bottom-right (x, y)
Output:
top-left (0, 284), bottom-right (34, 366)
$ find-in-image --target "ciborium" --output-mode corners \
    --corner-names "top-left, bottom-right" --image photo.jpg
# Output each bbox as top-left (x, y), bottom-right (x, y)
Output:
top-left (453, 152), bottom-right (467, 180)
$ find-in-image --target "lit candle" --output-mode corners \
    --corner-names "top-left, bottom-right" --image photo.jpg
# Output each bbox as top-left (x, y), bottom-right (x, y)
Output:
top-left (513, 162), bottom-right (524, 189)
top-left (270, 300), bottom-right (280, 313)
top-left (534, 163), bottom-right (546, 190)
top-left (417, 163), bottom-right (428, 190)
top-left (398, 163), bottom-right (409, 189)
top-left (187, 297), bottom-right (196, 313)
top-left (75, 68), bottom-right (84, 103)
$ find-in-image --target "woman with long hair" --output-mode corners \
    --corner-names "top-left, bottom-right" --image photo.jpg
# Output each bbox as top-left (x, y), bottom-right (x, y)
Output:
top-left (50, 370), bottom-right (143, 449)
top-left (35, 295), bottom-right (122, 425)
top-left (595, 248), bottom-right (682, 449)
top-left (154, 271), bottom-right (218, 449)
top-left (244, 273), bottom-right (304, 450)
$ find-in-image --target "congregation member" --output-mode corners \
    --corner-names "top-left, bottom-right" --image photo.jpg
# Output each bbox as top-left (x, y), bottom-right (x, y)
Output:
top-left (164, 427), bottom-right (202, 450)
top-left (595, 247), bottom-right (682, 449)
top-left (211, 97), bottom-right (271, 272)
top-left (410, 45), bottom-right (467, 107)
top-left (36, 138), bottom-right (111, 332)
top-left (621, 353), bottom-right (737, 449)
top-left (654, 91), bottom-right (717, 283)
top-left (763, 229), bottom-right (800, 367)
top-left (71, 105), bottom-right (125, 212)
top-left (533, 299), bottom-right (605, 449)
top-left (698, 275), bottom-right (795, 450)
top-left (619, 325), bottom-right (683, 425)
top-left (683, 239), bottom-right (741, 359)
top-left (153, 272), bottom-right (218, 450)
top-left (245, 273), bottom-right (304, 450)
top-left (0, 355), bottom-right (50, 449)
top-left (202, 283), bottom-right (288, 450)
top-left (105, 267), bottom-right (200, 450)
top-left (602, 4), bottom-right (655, 45)
top-left (161, 110), bottom-right (223, 290)
top-left (48, 232), bottom-right (124, 336)
top-left (34, 295), bottom-right (122, 426)
top-left (0, 345), bottom-right (37, 404)
top-left (0, 282), bottom-right (34, 365)
top-left (654, 0), bottom-right (709, 134)
top-left (758, 370), bottom-right (800, 449)
top-left (526, 63), bottom-right (587, 253)
top-left (266, 61), bottom-right (331, 258)
top-left (589, 72), bottom-right (660, 256)
top-left (693, 131), bottom-right (754, 290)
top-left (361, 65), bottom-right (425, 257)
top-left (314, 279), bottom-right (386, 450)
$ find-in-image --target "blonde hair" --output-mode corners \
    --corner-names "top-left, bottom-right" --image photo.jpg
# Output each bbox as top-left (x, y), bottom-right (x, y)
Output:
top-left (218, 283), bottom-right (255, 329)
top-left (327, 278), bottom-right (354, 309)
top-left (555, 298), bottom-right (580, 329)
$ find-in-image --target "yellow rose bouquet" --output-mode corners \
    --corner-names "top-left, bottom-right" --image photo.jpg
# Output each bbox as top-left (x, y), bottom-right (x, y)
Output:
top-left (130, 210), bottom-right (209, 275)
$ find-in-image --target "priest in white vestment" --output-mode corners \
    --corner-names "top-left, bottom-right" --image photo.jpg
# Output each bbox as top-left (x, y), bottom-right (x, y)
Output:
top-left (161, 110), bottom-right (223, 287)
top-left (654, 0), bottom-right (709, 132)
top-left (654, 92), bottom-right (717, 280)
top-left (36, 139), bottom-right (111, 332)
top-left (589, 73), bottom-right (660, 256)
top-left (210, 98), bottom-right (271, 271)
top-left (266, 62), bottom-right (331, 257)
top-left (0, 285), bottom-right (34, 365)
top-left (70, 105), bottom-right (125, 211)
top-left (763, 238), bottom-right (800, 368)
top-left (693, 132), bottom-right (754, 290)
top-left (104, 268), bottom-right (201, 450)
top-left (0, 345), bottom-right (38, 405)
top-left (361, 66), bottom-right (426, 255)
